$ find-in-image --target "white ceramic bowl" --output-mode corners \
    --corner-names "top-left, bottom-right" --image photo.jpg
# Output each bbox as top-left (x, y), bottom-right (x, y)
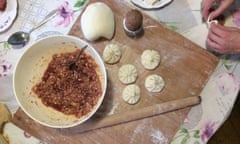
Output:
top-left (13, 35), bottom-right (107, 128)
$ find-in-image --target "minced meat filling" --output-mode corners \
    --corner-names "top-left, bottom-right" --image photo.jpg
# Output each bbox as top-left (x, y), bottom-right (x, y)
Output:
top-left (32, 49), bottom-right (102, 118)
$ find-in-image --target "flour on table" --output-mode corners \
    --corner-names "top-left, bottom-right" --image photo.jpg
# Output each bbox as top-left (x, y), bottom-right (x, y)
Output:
top-left (130, 120), bottom-right (168, 144)
top-left (130, 120), bottom-right (147, 144)
top-left (107, 102), bottom-right (120, 115)
top-left (150, 130), bottom-right (168, 144)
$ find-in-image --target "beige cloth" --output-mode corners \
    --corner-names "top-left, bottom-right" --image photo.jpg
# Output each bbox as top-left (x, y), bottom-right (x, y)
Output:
top-left (0, 103), bottom-right (11, 129)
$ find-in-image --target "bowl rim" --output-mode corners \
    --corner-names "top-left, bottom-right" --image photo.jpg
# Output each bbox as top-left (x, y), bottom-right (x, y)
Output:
top-left (13, 35), bottom-right (107, 128)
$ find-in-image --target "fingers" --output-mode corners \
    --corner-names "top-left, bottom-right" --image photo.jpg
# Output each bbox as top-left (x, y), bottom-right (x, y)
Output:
top-left (202, 0), bottom-right (234, 21)
top-left (207, 24), bottom-right (230, 54)
top-left (207, 23), bottom-right (240, 54)
top-left (207, 37), bottom-right (227, 54)
top-left (202, 0), bottom-right (215, 20)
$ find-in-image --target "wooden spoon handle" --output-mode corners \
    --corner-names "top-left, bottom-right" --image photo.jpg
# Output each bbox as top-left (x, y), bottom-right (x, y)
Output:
top-left (67, 96), bottom-right (201, 133)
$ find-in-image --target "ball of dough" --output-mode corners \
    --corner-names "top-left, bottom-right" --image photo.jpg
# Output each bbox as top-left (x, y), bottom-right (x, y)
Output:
top-left (81, 2), bottom-right (115, 41)
top-left (118, 64), bottom-right (138, 84)
top-left (103, 43), bottom-right (121, 64)
top-left (122, 84), bottom-right (141, 105)
top-left (141, 49), bottom-right (160, 70)
top-left (145, 74), bottom-right (165, 92)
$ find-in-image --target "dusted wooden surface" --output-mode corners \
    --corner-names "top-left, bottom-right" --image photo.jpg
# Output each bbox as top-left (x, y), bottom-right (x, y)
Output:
top-left (13, 0), bottom-right (219, 143)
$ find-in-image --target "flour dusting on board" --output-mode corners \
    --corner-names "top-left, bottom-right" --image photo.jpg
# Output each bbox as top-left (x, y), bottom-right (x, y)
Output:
top-left (130, 120), bottom-right (168, 144)
top-left (150, 130), bottom-right (168, 144)
top-left (107, 102), bottom-right (120, 115)
top-left (130, 120), bottom-right (147, 144)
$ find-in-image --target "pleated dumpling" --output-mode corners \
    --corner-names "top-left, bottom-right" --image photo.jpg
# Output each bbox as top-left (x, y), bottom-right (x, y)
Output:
top-left (145, 74), bottom-right (165, 92)
top-left (141, 49), bottom-right (160, 70)
top-left (118, 64), bottom-right (138, 84)
top-left (122, 84), bottom-right (141, 105)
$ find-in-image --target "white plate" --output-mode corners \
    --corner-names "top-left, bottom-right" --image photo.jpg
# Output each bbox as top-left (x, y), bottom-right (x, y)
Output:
top-left (0, 0), bottom-right (18, 33)
top-left (131, 0), bottom-right (172, 9)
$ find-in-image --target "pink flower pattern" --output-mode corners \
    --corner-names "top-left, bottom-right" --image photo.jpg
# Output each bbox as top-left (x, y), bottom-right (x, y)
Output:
top-left (0, 60), bottom-right (12, 78)
top-left (24, 131), bottom-right (32, 138)
top-left (201, 121), bottom-right (217, 143)
top-left (215, 72), bottom-right (240, 96)
top-left (56, 1), bottom-right (74, 27)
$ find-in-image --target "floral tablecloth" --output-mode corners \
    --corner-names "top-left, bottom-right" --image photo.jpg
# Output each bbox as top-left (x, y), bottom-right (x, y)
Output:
top-left (1, 0), bottom-right (240, 143)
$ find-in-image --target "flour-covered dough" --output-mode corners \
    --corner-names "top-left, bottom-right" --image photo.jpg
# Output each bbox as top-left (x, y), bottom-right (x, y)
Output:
top-left (145, 74), bottom-right (165, 92)
top-left (118, 64), bottom-right (137, 84)
top-left (122, 84), bottom-right (141, 104)
top-left (103, 43), bottom-right (121, 64)
top-left (141, 49), bottom-right (160, 70)
top-left (81, 2), bottom-right (115, 41)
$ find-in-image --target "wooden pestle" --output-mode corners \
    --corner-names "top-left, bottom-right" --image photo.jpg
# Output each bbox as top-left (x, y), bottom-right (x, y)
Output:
top-left (67, 96), bottom-right (201, 134)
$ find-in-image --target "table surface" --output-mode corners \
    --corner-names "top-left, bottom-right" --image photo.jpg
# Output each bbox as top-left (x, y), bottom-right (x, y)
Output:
top-left (1, 0), bottom-right (240, 144)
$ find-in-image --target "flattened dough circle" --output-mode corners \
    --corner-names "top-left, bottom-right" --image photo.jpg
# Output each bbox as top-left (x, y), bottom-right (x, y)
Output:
top-left (145, 74), bottom-right (165, 92)
top-left (122, 84), bottom-right (141, 104)
top-left (141, 49), bottom-right (160, 70)
top-left (118, 64), bottom-right (138, 84)
top-left (103, 43), bottom-right (121, 64)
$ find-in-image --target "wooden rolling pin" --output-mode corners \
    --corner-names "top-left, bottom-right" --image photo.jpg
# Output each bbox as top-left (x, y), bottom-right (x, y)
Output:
top-left (66, 96), bottom-right (201, 134)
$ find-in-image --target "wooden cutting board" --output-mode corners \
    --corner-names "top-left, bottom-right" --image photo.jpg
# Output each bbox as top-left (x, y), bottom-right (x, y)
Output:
top-left (12, 0), bottom-right (219, 143)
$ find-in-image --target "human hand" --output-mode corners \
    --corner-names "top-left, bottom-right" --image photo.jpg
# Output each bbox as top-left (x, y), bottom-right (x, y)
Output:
top-left (207, 23), bottom-right (240, 54)
top-left (202, 0), bottom-right (234, 21)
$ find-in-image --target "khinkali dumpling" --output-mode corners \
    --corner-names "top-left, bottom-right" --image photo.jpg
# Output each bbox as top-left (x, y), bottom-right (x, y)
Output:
top-left (141, 49), bottom-right (160, 70)
top-left (103, 43), bottom-right (121, 64)
top-left (145, 74), bottom-right (165, 92)
top-left (122, 84), bottom-right (141, 105)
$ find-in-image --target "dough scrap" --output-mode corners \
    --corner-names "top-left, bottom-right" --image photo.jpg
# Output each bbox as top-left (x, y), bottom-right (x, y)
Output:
top-left (103, 43), bottom-right (121, 64)
top-left (141, 49), bottom-right (160, 70)
top-left (118, 64), bottom-right (138, 84)
top-left (81, 2), bottom-right (115, 41)
top-left (122, 84), bottom-right (141, 105)
top-left (145, 74), bottom-right (165, 92)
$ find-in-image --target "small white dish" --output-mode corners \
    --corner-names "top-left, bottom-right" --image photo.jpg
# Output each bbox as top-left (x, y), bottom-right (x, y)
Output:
top-left (0, 0), bottom-right (18, 33)
top-left (131, 0), bottom-right (172, 9)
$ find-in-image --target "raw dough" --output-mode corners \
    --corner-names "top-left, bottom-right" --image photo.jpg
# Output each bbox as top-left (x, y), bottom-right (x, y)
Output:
top-left (122, 84), bottom-right (141, 104)
top-left (145, 74), bottom-right (165, 92)
top-left (81, 2), bottom-right (115, 41)
top-left (141, 49), bottom-right (160, 70)
top-left (118, 64), bottom-right (138, 84)
top-left (207, 14), bottom-right (218, 28)
top-left (103, 43), bottom-right (121, 64)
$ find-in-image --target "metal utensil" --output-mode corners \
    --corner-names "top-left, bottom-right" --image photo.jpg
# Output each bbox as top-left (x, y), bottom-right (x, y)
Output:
top-left (69, 45), bottom-right (88, 70)
top-left (0, 9), bottom-right (59, 46)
